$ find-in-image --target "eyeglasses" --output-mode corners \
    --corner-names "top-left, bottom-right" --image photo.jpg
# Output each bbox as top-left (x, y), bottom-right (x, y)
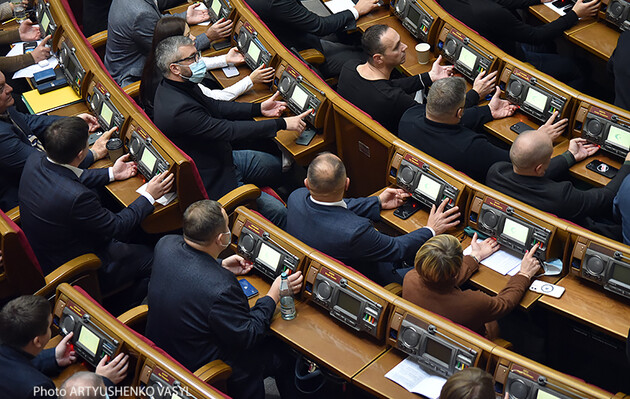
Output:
top-left (173, 51), bottom-right (201, 64)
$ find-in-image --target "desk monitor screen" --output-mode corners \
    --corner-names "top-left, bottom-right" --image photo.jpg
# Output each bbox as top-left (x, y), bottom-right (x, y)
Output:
top-left (406, 5), bottom-right (421, 29)
top-left (336, 290), bottom-right (361, 317)
top-left (41, 12), bottom-right (50, 34)
top-left (611, 261), bottom-right (630, 287)
top-left (291, 85), bottom-right (310, 110)
top-left (211, 0), bottom-right (222, 17)
top-left (607, 125), bottom-right (630, 151)
top-left (247, 43), bottom-right (261, 66)
top-left (502, 218), bottom-right (529, 245)
top-left (415, 174), bottom-right (441, 201)
top-left (140, 148), bottom-right (157, 173)
top-left (78, 325), bottom-right (100, 357)
top-left (425, 336), bottom-right (452, 367)
top-left (537, 391), bottom-right (561, 399)
top-left (524, 87), bottom-right (547, 113)
top-left (100, 102), bottom-right (114, 128)
top-left (458, 46), bottom-right (477, 71)
top-left (258, 242), bottom-right (281, 272)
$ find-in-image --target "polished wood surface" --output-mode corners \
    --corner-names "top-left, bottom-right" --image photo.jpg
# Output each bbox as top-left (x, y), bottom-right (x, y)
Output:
top-left (352, 348), bottom-right (418, 399)
top-left (551, 140), bottom-right (623, 187)
top-left (208, 63), bottom-right (274, 103)
top-left (483, 114), bottom-right (541, 144)
top-left (356, 6), bottom-right (394, 29)
top-left (566, 21), bottom-right (619, 61)
top-left (528, 4), bottom-right (595, 34)
top-left (539, 273), bottom-right (630, 341)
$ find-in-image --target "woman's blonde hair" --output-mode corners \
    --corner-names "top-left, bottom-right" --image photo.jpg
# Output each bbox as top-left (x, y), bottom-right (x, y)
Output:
top-left (414, 234), bottom-right (463, 284)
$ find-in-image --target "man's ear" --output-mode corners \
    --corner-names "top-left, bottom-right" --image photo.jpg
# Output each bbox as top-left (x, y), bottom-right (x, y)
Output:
top-left (456, 107), bottom-right (464, 119)
top-left (534, 163), bottom-right (545, 176)
top-left (169, 63), bottom-right (181, 76)
top-left (31, 335), bottom-right (44, 350)
top-left (304, 178), bottom-right (310, 190)
top-left (345, 177), bottom-right (350, 191)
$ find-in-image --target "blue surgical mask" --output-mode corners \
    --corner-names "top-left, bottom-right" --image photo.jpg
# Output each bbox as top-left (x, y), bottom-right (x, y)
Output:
top-left (179, 59), bottom-right (206, 84)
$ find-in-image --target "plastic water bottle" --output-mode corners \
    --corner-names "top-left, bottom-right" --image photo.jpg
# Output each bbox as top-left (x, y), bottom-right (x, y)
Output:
top-left (279, 271), bottom-right (296, 320)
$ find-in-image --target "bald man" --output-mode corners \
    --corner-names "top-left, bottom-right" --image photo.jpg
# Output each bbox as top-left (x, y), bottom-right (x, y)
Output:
top-left (286, 152), bottom-right (460, 285)
top-left (487, 130), bottom-right (630, 239)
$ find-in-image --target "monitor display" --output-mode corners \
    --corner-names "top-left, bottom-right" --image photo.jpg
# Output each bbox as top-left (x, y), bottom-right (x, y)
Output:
top-left (291, 85), bottom-right (310, 110)
top-left (607, 125), bottom-right (630, 151)
top-left (611, 262), bottom-right (630, 285)
top-left (336, 290), bottom-right (361, 316)
top-left (536, 390), bottom-right (561, 399)
top-left (425, 337), bottom-right (452, 365)
top-left (406, 6), bottom-right (421, 28)
top-left (78, 326), bottom-right (100, 356)
top-left (140, 149), bottom-right (157, 172)
top-left (100, 102), bottom-right (114, 128)
top-left (211, 0), bottom-right (222, 17)
top-left (258, 242), bottom-right (281, 271)
top-left (502, 218), bottom-right (529, 245)
top-left (247, 43), bottom-right (261, 65)
top-left (415, 174), bottom-right (441, 201)
top-left (524, 87), bottom-right (547, 113)
top-left (458, 46), bottom-right (477, 71)
top-left (41, 12), bottom-right (50, 33)
top-left (171, 394), bottom-right (185, 399)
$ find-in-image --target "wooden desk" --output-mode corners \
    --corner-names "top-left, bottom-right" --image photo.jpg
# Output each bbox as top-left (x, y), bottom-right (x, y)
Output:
top-left (528, 5), bottom-right (594, 34)
top-left (483, 113), bottom-right (542, 145)
top-left (253, 113), bottom-right (328, 160)
top-left (539, 273), bottom-right (630, 341)
top-left (240, 274), bottom-right (388, 380)
top-left (356, 6), bottom-right (393, 30)
top-left (566, 21), bottom-right (619, 61)
top-left (551, 139), bottom-right (623, 187)
top-left (208, 63), bottom-right (274, 104)
top-left (352, 348), bottom-right (418, 399)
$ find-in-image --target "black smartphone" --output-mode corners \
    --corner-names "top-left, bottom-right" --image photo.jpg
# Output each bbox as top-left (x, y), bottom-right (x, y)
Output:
top-left (213, 40), bottom-right (231, 51)
top-left (510, 121), bottom-right (534, 134)
top-left (295, 128), bottom-right (316, 146)
top-left (239, 278), bottom-right (259, 299)
top-left (23, 41), bottom-right (37, 54)
top-left (87, 131), bottom-right (104, 146)
top-left (586, 160), bottom-right (618, 179)
top-left (394, 200), bottom-right (421, 220)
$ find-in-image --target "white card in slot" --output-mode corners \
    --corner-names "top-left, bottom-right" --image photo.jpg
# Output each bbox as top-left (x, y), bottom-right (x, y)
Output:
top-left (222, 66), bottom-right (240, 78)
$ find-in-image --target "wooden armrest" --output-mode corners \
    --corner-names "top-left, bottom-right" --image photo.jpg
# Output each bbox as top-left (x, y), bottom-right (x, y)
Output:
top-left (87, 30), bottom-right (108, 49)
top-left (493, 338), bottom-right (513, 350)
top-left (299, 49), bottom-right (325, 65)
top-left (36, 254), bottom-right (101, 300)
top-left (117, 304), bottom-right (148, 325)
top-left (123, 81), bottom-right (141, 98)
top-left (384, 282), bottom-right (402, 296)
top-left (194, 359), bottom-right (232, 384)
top-left (218, 184), bottom-right (261, 214)
top-left (7, 206), bottom-right (19, 224)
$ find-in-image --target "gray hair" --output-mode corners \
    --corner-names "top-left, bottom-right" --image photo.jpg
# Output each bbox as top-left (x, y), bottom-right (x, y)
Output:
top-left (183, 200), bottom-right (226, 244)
top-left (426, 77), bottom-right (467, 118)
top-left (60, 372), bottom-right (106, 399)
top-left (155, 35), bottom-right (195, 77)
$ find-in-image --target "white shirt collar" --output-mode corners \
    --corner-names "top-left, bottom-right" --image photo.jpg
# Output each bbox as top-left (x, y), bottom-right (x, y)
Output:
top-left (47, 157), bottom-right (83, 178)
top-left (309, 195), bottom-right (347, 209)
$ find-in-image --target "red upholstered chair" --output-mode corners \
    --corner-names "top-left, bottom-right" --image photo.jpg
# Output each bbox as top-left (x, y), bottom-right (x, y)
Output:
top-left (0, 210), bottom-right (101, 306)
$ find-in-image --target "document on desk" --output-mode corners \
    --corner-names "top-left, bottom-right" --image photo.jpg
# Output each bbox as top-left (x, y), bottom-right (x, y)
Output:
top-left (385, 356), bottom-right (446, 398)
top-left (136, 183), bottom-right (177, 206)
top-left (7, 41), bottom-right (59, 79)
top-left (463, 239), bottom-right (522, 276)
top-left (324, 0), bottom-right (357, 14)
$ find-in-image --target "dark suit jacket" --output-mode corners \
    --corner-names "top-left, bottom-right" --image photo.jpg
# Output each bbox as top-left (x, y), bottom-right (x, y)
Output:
top-left (245, 0), bottom-right (355, 52)
top-left (399, 104), bottom-right (509, 183)
top-left (146, 235), bottom-right (276, 373)
top-left (402, 256), bottom-right (530, 336)
top-left (608, 31), bottom-right (630, 112)
top-left (153, 78), bottom-right (284, 199)
top-left (0, 108), bottom-right (99, 212)
top-left (286, 188), bottom-right (433, 274)
top-left (486, 154), bottom-right (630, 236)
top-left (0, 346), bottom-right (60, 399)
top-left (18, 152), bottom-right (154, 274)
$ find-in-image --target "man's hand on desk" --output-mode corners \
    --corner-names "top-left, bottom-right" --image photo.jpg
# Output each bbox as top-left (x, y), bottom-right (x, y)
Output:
top-left (470, 232), bottom-right (500, 262)
top-left (354, 0), bottom-right (381, 17)
top-left (30, 35), bottom-right (51, 63)
top-left (225, 47), bottom-right (245, 66)
top-left (428, 55), bottom-right (454, 82)
top-left (537, 111), bottom-right (567, 140)
top-left (378, 188), bottom-right (410, 210)
top-left (205, 18), bottom-right (233, 42)
top-left (186, 3), bottom-right (210, 25)
top-left (18, 19), bottom-right (41, 42)
top-left (112, 154), bottom-right (138, 181)
top-left (284, 109), bottom-right (312, 133)
top-left (472, 70), bottom-right (497, 99)
top-left (426, 198), bottom-right (460, 235)
top-left (572, 0), bottom-right (600, 19)
top-left (90, 127), bottom-right (117, 161)
top-left (568, 138), bottom-right (599, 162)
top-left (267, 271), bottom-right (303, 303)
top-left (55, 332), bottom-right (77, 367)
top-left (222, 255), bottom-right (254, 275)
top-left (146, 172), bottom-right (175, 200)
top-left (517, 243), bottom-right (541, 280)
top-left (250, 64), bottom-right (275, 85)
top-left (96, 353), bottom-right (129, 385)
top-left (261, 91), bottom-right (287, 117)
top-left (488, 87), bottom-right (517, 119)
top-left (76, 113), bottom-right (101, 132)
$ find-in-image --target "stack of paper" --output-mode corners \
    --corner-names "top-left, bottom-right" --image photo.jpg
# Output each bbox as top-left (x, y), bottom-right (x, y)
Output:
top-left (385, 356), bottom-right (447, 399)
top-left (464, 239), bottom-right (523, 276)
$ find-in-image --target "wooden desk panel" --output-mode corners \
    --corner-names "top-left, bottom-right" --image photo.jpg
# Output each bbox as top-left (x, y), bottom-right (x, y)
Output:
top-left (49, 102), bottom-right (89, 117)
top-left (352, 348), bottom-right (418, 399)
top-left (240, 274), bottom-right (388, 380)
top-left (208, 64), bottom-right (274, 104)
top-left (484, 114), bottom-right (541, 144)
top-left (566, 22), bottom-right (619, 61)
top-left (528, 5), bottom-right (595, 34)
top-left (551, 140), bottom-right (623, 187)
top-left (356, 6), bottom-right (393, 29)
top-left (539, 273), bottom-right (630, 340)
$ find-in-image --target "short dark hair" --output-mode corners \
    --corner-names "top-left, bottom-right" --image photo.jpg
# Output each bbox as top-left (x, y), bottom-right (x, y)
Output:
top-left (440, 367), bottom-right (495, 399)
top-left (306, 152), bottom-right (347, 194)
top-left (0, 296), bottom-right (50, 348)
top-left (426, 77), bottom-right (467, 118)
top-left (45, 117), bottom-right (90, 164)
top-left (182, 200), bottom-right (226, 244)
top-left (362, 24), bottom-right (389, 62)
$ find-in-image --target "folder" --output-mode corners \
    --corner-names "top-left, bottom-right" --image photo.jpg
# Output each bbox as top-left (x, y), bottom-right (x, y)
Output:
top-left (21, 86), bottom-right (82, 115)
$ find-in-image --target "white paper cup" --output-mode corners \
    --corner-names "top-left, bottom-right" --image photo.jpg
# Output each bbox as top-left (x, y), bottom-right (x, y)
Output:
top-left (415, 43), bottom-right (431, 65)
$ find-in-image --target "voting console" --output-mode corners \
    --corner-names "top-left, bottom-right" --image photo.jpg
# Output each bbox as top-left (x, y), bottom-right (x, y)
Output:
top-left (573, 97), bottom-right (630, 159)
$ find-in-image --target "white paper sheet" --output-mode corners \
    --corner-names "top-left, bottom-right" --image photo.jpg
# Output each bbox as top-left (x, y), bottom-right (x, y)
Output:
top-left (324, 0), bottom-right (356, 14)
top-left (7, 41), bottom-right (58, 79)
top-left (136, 183), bottom-right (177, 206)
top-left (544, 0), bottom-right (569, 16)
top-left (464, 239), bottom-right (522, 276)
top-left (385, 357), bottom-right (446, 399)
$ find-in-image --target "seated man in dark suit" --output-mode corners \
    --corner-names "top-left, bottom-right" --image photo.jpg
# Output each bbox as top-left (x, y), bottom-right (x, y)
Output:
top-left (0, 71), bottom-right (112, 212)
top-left (337, 24), bottom-right (497, 134)
top-left (146, 200), bottom-right (303, 399)
top-left (18, 117), bottom-right (173, 301)
top-left (246, 0), bottom-right (379, 76)
top-left (398, 77), bottom-right (566, 183)
top-left (0, 295), bottom-right (128, 399)
top-left (614, 176), bottom-right (630, 245)
top-left (286, 152), bottom-right (460, 285)
top-left (609, 31), bottom-right (630, 112)
top-left (153, 36), bottom-right (310, 228)
top-left (487, 130), bottom-right (630, 240)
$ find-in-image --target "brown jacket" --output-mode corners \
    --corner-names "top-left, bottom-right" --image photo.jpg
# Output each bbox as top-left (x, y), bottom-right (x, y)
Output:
top-left (402, 255), bottom-right (530, 336)
top-left (0, 29), bottom-right (35, 73)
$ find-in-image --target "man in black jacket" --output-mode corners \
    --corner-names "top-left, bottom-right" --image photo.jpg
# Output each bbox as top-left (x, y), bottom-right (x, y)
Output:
top-left (146, 200), bottom-right (303, 399)
top-left (153, 36), bottom-right (309, 228)
top-left (487, 130), bottom-right (630, 239)
top-left (608, 31), bottom-right (630, 112)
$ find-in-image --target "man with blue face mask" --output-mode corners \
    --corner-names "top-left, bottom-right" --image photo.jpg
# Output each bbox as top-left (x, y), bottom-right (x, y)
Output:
top-left (153, 36), bottom-right (311, 228)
